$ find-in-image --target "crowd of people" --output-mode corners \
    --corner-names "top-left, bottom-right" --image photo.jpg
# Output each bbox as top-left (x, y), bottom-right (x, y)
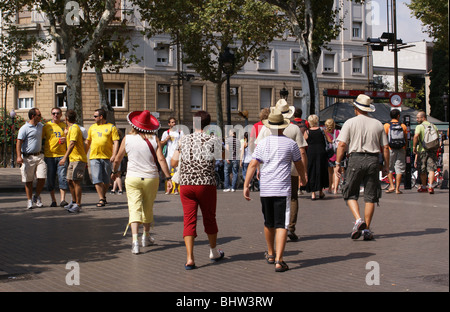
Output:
top-left (15, 93), bottom-right (443, 272)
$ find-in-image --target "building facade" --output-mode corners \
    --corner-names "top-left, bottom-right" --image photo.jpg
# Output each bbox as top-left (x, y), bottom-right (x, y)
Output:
top-left (2, 0), bottom-right (374, 135)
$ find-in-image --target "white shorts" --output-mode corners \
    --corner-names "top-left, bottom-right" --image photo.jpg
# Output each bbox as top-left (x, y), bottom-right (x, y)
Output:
top-left (20, 154), bottom-right (47, 182)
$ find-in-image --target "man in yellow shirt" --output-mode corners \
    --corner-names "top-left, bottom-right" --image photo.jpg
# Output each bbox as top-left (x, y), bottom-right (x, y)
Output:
top-left (86, 108), bottom-right (119, 207)
top-left (43, 107), bottom-right (69, 207)
top-left (59, 109), bottom-right (88, 213)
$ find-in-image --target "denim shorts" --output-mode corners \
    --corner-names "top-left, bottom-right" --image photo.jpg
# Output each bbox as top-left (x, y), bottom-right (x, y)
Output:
top-left (44, 157), bottom-right (68, 191)
top-left (90, 159), bottom-right (112, 184)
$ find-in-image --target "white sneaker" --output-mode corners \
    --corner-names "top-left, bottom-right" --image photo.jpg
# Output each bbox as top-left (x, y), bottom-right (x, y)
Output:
top-left (64, 201), bottom-right (75, 210)
top-left (68, 204), bottom-right (81, 213)
top-left (131, 241), bottom-right (140, 254)
top-left (27, 199), bottom-right (33, 210)
top-left (141, 235), bottom-right (155, 247)
top-left (32, 195), bottom-right (43, 208)
top-left (231, 189), bottom-right (236, 192)
top-left (223, 188), bottom-right (231, 192)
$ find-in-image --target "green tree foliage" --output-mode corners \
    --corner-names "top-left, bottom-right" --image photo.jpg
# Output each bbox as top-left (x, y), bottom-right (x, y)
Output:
top-left (132, 0), bottom-right (287, 130)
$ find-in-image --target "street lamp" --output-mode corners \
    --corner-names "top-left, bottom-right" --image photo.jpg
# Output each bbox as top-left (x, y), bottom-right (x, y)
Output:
top-left (10, 109), bottom-right (16, 168)
top-left (280, 85), bottom-right (289, 100)
top-left (219, 47), bottom-right (236, 127)
top-left (442, 92), bottom-right (449, 122)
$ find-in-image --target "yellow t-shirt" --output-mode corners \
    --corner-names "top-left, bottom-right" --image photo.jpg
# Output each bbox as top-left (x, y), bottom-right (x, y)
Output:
top-left (67, 124), bottom-right (87, 163)
top-left (43, 121), bottom-right (67, 157)
top-left (87, 123), bottom-right (120, 159)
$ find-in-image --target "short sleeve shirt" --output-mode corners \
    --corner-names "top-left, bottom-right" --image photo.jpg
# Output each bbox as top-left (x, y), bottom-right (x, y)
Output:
top-left (383, 119), bottom-right (408, 150)
top-left (17, 122), bottom-right (43, 154)
top-left (161, 129), bottom-right (184, 159)
top-left (256, 123), bottom-right (307, 176)
top-left (178, 132), bottom-right (221, 186)
top-left (414, 121), bottom-right (439, 153)
top-left (67, 124), bottom-right (87, 163)
top-left (87, 123), bottom-right (120, 159)
top-left (337, 114), bottom-right (388, 154)
top-left (253, 135), bottom-right (301, 197)
top-left (43, 121), bottom-right (67, 157)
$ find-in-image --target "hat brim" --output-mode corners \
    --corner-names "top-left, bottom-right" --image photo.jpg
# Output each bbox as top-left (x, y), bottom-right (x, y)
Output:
top-left (272, 106), bottom-right (294, 119)
top-left (262, 119), bottom-right (290, 130)
top-left (353, 102), bottom-right (376, 112)
top-left (127, 111), bottom-right (161, 133)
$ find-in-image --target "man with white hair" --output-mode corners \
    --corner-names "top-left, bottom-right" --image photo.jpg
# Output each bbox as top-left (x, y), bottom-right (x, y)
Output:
top-left (334, 94), bottom-right (389, 241)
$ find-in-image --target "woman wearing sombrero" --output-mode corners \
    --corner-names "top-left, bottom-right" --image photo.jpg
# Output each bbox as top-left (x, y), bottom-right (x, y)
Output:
top-left (112, 110), bottom-right (172, 254)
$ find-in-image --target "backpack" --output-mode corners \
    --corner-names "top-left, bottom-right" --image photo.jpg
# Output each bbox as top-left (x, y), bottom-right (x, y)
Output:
top-left (294, 119), bottom-right (307, 134)
top-left (388, 122), bottom-right (406, 149)
top-left (421, 123), bottom-right (439, 150)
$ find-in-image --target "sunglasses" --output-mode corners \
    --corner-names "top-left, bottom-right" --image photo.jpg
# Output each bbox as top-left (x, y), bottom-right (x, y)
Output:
top-left (93, 115), bottom-right (99, 118)
top-left (52, 112), bottom-right (61, 115)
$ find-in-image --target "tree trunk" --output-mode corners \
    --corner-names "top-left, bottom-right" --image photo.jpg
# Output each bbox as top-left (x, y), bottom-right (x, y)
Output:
top-left (95, 66), bottom-right (115, 124)
top-left (65, 52), bottom-right (84, 125)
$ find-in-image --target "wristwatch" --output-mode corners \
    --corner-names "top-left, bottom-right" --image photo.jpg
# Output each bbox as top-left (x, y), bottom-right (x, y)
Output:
top-left (165, 177), bottom-right (172, 181)
top-left (112, 171), bottom-right (118, 174)
top-left (335, 161), bottom-right (341, 166)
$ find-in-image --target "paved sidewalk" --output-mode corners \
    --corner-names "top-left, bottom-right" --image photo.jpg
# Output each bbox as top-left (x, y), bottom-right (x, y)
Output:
top-left (0, 167), bottom-right (448, 293)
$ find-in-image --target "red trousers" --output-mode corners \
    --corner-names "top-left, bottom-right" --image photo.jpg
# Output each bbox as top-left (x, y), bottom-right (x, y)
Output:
top-left (180, 185), bottom-right (218, 237)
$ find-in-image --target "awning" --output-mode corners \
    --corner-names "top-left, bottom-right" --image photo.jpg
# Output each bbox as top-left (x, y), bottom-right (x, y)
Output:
top-left (319, 102), bottom-right (449, 131)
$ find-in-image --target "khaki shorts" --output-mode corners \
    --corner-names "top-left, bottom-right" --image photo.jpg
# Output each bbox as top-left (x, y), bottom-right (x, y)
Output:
top-left (20, 154), bottom-right (47, 183)
top-left (389, 148), bottom-right (406, 174)
top-left (417, 149), bottom-right (438, 174)
top-left (67, 161), bottom-right (86, 181)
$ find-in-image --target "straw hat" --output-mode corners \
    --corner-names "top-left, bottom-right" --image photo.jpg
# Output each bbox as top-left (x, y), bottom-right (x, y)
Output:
top-left (353, 94), bottom-right (375, 112)
top-left (274, 99), bottom-right (295, 119)
top-left (262, 108), bottom-right (290, 130)
top-left (127, 110), bottom-right (161, 133)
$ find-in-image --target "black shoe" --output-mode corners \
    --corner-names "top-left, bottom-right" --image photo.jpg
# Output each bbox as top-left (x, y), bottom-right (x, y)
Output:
top-left (50, 201), bottom-right (57, 207)
top-left (288, 231), bottom-right (298, 241)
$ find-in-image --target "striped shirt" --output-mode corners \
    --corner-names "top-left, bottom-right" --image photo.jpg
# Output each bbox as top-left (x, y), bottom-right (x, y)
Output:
top-left (252, 135), bottom-right (301, 197)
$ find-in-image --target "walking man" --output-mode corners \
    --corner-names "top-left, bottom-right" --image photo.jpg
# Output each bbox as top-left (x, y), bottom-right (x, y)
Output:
top-left (384, 108), bottom-right (407, 194)
top-left (43, 107), bottom-right (69, 207)
top-left (59, 109), bottom-right (87, 213)
top-left (413, 111), bottom-right (440, 194)
top-left (16, 108), bottom-right (46, 209)
top-left (86, 109), bottom-right (120, 207)
top-left (256, 99), bottom-right (308, 241)
top-left (334, 94), bottom-right (389, 241)
top-left (243, 109), bottom-right (307, 272)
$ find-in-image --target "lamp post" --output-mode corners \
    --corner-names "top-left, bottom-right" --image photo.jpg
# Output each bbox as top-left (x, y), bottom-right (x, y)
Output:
top-left (10, 109), bottom-right (16, 168)
top-left (219, 47), bottom-right (235, 127)
top-left (442, 92), bottom-right (448, 122)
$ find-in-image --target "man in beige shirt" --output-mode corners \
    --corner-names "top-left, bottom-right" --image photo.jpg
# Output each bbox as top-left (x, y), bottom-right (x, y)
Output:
top-left (334, 94), bottom-right (389, 241)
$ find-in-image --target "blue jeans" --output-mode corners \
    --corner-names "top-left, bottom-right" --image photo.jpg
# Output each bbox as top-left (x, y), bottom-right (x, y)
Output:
top-left (45, 157), bottom-right (68, 191)
top-left (224, 160), bottom-right (239, 189)
top-left (90, 159), bottom-right (112, 184)
top-left (242, 162), bottom-right (249, 181)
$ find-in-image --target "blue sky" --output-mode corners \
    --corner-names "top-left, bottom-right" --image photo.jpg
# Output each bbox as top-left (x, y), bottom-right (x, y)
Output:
top-left (371, 0), bottom-right (431, 43)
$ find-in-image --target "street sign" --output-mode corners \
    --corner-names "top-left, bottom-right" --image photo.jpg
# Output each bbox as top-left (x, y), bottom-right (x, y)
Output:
top-left (390, 94), bottom-right (402, 107)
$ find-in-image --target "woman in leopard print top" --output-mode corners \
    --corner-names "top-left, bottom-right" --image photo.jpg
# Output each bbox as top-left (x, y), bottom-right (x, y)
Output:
top-left (171, 111), bottom-right (225, 269)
